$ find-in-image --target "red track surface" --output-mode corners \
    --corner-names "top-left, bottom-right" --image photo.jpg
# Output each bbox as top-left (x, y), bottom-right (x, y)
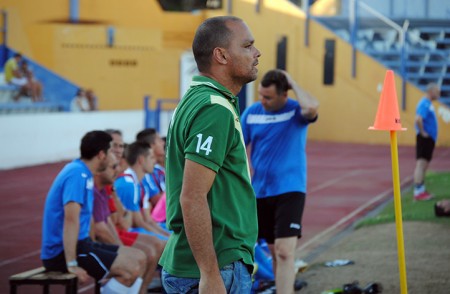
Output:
top-left (1, 141), bottom-right (449, 293)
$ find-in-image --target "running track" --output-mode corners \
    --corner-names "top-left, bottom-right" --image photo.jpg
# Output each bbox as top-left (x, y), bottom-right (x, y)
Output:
top-left (1, 141), bottom-right (449, 293)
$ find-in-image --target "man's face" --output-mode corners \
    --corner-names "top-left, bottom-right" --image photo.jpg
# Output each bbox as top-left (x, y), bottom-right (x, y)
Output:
top-left (258, 84), bottom-right (288, 112)
top-left (142, 149), bottom-right (156, 174)
top-left (151, 134), bottom-right (166, 164)
top-left (429, 88), bottom-right (440, 101)
top-left (225, 21), bottom-right (261, 85)
top-left (99, 154), bottom-right (119, 185)
top-left (98, 146), bottom-right (114, 172)
top-left (111, 133), bottom-right (125, 159)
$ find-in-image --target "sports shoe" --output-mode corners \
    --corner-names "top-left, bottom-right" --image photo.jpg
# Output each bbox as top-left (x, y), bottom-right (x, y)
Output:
top-left (414, 191), bottom-right (433, 201)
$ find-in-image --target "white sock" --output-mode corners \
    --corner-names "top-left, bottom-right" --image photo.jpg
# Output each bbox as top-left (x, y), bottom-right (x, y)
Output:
top-left (101, 277), bottom-right (130, 294)
top-left (128, 277), bottom-right (143, 294)
top-left (414, 184), bottom-right (425, 195)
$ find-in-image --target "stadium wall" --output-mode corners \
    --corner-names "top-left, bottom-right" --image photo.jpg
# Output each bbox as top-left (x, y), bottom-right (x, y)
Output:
top-left (0, 111), bottom-right (144, 169)
top-left (1, 0), bottom-right (450, 147)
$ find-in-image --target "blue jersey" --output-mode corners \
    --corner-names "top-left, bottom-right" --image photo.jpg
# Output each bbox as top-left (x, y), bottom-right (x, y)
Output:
top-left (41, 159), bottom-right (94, 260)
top-left (114, 168), bottom-right (148, 212)
top-left (142, 173), bottom-right (160, 199)
top-left (241, 99), bottom-right (316, 198)
top-left (153, 164), bottom-right (166, 192)
top-left (415, 98), bottom-right (438, 142)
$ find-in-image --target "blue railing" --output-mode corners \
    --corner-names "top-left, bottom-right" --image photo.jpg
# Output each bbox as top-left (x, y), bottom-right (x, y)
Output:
top-left (3, 48), bottom-right (80, 111)
top-left (1, 10), bottom-right (7, 65)
top-left (144, 96), bottom-right (179, 134)
top-left (349, 0), bottom-right (409, 109)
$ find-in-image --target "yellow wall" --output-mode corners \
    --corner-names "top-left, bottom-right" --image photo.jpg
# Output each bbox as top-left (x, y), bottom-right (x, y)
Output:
top-left (2, 0), bottom-right (450, 146)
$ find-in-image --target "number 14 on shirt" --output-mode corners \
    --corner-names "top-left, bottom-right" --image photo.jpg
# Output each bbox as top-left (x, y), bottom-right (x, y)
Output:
top-left (196, 134), bottom-right (213, 155)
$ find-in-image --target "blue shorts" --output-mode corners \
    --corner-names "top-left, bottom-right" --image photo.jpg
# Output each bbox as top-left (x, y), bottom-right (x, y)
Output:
top-left (162, 260), bottom-right (252, 294)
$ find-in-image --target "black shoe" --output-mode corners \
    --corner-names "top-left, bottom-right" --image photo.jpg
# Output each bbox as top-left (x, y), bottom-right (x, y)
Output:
top-left (294, 279), bottom-right (307, 291)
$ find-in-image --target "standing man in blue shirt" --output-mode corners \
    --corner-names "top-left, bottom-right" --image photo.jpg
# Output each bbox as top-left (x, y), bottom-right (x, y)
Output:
top-left (241, 69), bottom-right (319, 294)
top-left (41, 130), bottom-right (146, 294)
top-left (413, 83), bottom-right (440, 201)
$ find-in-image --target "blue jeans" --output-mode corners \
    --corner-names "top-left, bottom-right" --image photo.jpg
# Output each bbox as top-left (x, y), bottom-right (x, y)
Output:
top-left (162, 261), bottom-right (252, 294)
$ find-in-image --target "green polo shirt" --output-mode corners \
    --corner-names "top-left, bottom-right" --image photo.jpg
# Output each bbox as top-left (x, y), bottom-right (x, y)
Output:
top-left (159, 75), bottom-right (258, 278)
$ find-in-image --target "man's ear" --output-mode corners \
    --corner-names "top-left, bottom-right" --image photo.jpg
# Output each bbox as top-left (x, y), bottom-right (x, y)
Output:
top-left (137, 154), bottom-right (144, 165)
top-left (213, 47), bottom-right (228, 65)
top-left (98, 150), bottom-right (106, 160)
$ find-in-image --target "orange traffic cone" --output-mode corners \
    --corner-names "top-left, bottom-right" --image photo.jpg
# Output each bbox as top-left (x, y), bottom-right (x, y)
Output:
top-left (369, 70), bottom-right (406, 131)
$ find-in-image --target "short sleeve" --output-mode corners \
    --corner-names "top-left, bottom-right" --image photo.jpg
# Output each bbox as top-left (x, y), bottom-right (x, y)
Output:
top-left (142, 174), bottom-right (160, 199)
top-left (184, 103), bottom-right (235, 173)
top-left (416, 100), bottom-right (429, 118)
top-left (114, 177), bottom-right (140, 212)
top-left (61, 171), bottom-right (89, 206)
top-left (240, 108), bottom-right (250, 145)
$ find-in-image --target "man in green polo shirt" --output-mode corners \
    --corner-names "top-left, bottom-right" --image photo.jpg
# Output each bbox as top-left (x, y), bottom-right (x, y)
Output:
top-left (159, 16), bottom-right (261, 294)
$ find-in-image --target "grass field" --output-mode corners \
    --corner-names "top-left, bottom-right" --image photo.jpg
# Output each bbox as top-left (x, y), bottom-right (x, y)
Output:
top-left (298, 171), bottom-right (450, 294)
top-left (356, 171), bottom-right (450, 228)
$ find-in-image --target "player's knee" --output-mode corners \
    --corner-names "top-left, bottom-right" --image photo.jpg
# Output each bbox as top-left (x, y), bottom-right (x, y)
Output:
top-left (275, 244), bottom-right (295, 261)
top-left (138, 249), bottom-right (147, 265)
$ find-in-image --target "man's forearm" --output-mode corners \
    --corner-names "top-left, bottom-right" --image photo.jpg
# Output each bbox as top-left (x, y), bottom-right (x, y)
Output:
top-left (416, 117), bottom-right (428, 136)
top-left (94, 222), bottom-right (121, 245)
top-left (133, 212), bottom-right (160, 234)
top-left (63, 217), bottom-right (80, 263)
top-left (181, 195), bottom-right (220, 275)
top-left (145, 215), bottom-right (170, 236)
top-left (106, 218), bottom-right (123, 245)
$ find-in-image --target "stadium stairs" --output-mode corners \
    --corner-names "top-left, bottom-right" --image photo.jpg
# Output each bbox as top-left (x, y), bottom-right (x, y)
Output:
top-left (314, 17), bottom-right (450, 107)
top-left (0, 48), bottom-right (79, 114)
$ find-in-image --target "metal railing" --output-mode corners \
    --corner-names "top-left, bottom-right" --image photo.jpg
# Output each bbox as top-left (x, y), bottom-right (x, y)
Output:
top-left (144, 96), bottom-right (179, 135)
top-left (350, 0), bottom-right (409, 109)
top-left (1, 10), bottom-right (8, 65)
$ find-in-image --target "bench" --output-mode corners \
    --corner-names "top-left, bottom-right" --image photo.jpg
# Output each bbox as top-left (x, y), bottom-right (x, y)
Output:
top-left (9, 266), bottom-right (78, 294)
top-left (0, 84), bottom-right (17, 103)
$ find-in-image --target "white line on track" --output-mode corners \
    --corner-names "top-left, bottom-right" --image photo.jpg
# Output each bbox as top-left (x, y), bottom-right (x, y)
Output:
top-left (298, 175), bottom-right (413, 253)
top-left (0, 249), bottom-right (41, 267)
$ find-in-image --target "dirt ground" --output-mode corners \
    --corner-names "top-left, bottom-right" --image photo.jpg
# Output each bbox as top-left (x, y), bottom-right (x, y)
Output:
top-left (295, 222), bottom-right (450, 294)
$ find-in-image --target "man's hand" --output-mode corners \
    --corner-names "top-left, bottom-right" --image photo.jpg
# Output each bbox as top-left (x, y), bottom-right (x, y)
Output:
top-left (199, 273), bottom-right (226, 294)
top-left (420, 131), bottom-right (430, 138)
top-left (68, 266), bottom-right (90, 284)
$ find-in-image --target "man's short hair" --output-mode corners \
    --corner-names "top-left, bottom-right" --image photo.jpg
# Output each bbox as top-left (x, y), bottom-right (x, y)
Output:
top-left (80, 131), bottom-right (112, 160)
top-left (124, 141), bottom-right (150, 166)
top-left (192, 16), bottom-right (242, 73)
top-left (136, 128), bottom-right (157, 145)
top-left (14, 53), bottom-right (22, 59)
top-left (261, 70), bottom-right (290, 95)
top-left (426, 83), bottom-right (440, 92)
top-left (105, 129), bottom-right (123, 137)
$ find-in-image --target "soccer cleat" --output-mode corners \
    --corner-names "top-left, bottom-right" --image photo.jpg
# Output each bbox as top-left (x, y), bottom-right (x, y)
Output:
top-left (414, 191), bottom-right (433, 201)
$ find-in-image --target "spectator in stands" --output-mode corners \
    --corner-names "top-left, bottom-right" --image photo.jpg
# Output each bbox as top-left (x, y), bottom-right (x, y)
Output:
top-left (3, 53), bottom-right (29, 101)
top-left (20, 60), bottom-right (43, 102)
top-left (92, 153), bottom-right (165, 294)
top-left (86, 89), bottom-right (99, 111)
top-left (41, 130), bottom-right (146, 293)
top-left (413, 83), bottom-right (440, 201)
top-left (114, 141), bottom-right (170, 239)
top-left (70, 88), bottom-right (91, 112)
top-left (241, 69), bottom-right (319, 294)
top-left (159, 16), bottom-right (260, 293)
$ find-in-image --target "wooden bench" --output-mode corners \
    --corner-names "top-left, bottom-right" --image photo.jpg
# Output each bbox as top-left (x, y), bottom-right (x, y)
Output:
top-left (9, 266), bottom-right (78, 294)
